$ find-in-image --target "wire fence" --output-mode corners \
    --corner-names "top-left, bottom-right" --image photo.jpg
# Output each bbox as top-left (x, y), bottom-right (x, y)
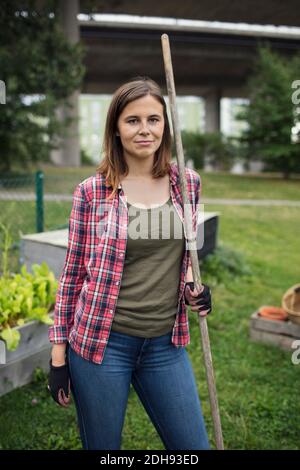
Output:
top-left (0, 170), bottom-right (86, 273)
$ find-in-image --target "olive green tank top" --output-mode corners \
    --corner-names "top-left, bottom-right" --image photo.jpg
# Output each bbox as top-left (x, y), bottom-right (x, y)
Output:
top-left (111, 196), bottom-right (185, 337)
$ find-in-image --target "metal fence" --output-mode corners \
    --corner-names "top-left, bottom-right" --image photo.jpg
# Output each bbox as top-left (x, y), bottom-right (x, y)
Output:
top-left (0, 170), bottom-right (83, 272)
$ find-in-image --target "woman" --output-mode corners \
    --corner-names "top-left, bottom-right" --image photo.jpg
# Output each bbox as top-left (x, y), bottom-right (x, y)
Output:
top-left (48, 76), bottom-right (212, 451)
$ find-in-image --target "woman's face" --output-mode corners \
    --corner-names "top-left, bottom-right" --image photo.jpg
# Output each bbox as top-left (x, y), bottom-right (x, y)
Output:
top-left (116, 94), bottom-right (165, 163)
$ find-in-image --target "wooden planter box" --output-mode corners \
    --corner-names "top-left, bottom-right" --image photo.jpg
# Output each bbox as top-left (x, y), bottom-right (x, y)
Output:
top-left (249, 311), bottom-right (300, 351)
top-left (0, 312), bottom-right (53, 397)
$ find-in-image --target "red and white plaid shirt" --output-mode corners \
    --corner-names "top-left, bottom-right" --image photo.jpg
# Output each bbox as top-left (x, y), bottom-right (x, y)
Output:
top-left (49, 162), bottom-right (202, 364)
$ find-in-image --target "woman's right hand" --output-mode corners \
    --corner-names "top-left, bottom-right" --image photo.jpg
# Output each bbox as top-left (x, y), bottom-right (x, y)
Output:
top-left (48, 343), bottom-right (71, 407)
top-left (184, 281), bottom-right (212, 317)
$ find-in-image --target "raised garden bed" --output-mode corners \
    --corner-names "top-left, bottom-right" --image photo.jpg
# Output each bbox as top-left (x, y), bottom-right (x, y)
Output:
top-left (250, 311), bottom-right (300, 351)
top-left (0, 312), bottom-right (53, 397)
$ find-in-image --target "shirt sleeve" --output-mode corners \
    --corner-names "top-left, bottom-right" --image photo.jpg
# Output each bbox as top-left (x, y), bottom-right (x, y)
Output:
top-left (49, 183), bottom-right (89, 343)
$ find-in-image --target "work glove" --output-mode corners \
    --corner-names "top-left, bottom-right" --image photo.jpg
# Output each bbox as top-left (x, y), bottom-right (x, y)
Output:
top-left (184, 281), bottom-right (212, 316)
top-left (48, 356), bottom-right (71, 408)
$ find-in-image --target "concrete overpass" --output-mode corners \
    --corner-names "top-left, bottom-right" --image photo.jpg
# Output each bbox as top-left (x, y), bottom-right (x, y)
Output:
top-left (80, 21), bottom-right (300, 97)
top-left (79, 0), bottom-right (300, 27)
top-left (51, 0), bottom-right (300, 166)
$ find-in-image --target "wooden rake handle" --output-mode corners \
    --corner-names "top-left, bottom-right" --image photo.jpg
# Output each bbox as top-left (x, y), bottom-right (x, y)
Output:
top-left (161, 33), bottom-right (224, 450)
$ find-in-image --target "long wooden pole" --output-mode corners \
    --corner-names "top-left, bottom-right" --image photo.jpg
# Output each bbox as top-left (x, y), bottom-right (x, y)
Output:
top-left (161, 33), bottom-right (224, 450)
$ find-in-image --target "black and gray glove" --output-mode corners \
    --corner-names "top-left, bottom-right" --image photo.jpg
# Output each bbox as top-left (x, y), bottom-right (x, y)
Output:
top-left (48, 357), bottom-right (71, 407)
top-left (184, 281), bottom-right (212, 315)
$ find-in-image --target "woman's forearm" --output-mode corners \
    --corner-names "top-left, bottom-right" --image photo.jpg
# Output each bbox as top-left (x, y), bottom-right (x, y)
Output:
top-left (51, 343), bottom-right (67, 366)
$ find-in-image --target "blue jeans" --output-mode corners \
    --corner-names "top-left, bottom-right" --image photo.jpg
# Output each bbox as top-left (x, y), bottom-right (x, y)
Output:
top-left (68, 330), bottom-right (210, 450)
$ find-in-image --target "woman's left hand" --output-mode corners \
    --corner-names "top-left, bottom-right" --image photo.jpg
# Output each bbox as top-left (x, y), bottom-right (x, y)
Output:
top-left (184, 281), bottom-right (212, 317)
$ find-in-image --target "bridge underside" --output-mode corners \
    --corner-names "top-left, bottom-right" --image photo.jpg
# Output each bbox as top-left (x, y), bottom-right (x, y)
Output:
top-left (80, 0), bottom-right (300, 28)
top-left (81, 25), bottom-right (299, 96)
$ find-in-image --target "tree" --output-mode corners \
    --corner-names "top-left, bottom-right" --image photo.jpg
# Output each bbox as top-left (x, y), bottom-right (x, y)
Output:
top-left (0, 0), bottom-right (85, 173)
top-left (237, 46), bottom-right (300, 178)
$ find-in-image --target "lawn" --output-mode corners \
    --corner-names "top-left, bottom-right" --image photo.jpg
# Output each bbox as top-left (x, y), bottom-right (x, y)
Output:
top-left (0, 168), bottom-right (299, 450)
top-left (200, 172), bottom-right (300, 200)
top-left (4, 163), bottom-right (300, 199)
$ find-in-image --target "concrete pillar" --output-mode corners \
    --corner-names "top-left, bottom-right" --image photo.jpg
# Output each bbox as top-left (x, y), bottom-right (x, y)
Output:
top-left (51, 0), bottom-right (80, 167)
top-left (204, 89), bottom-right (221, 133)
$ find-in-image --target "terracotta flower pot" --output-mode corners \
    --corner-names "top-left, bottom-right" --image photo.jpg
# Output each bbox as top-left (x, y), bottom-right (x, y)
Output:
top-left (258, 305), bottom-right (288, 322)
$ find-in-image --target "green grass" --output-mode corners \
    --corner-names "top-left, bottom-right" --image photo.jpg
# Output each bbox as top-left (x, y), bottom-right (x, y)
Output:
top-left (201, 172), bottom-right (300, 200)
top-left (2, 164), bottom-right (300, 199)
top-left (0, 201), bottom-right (299, 450)
top-left (198, 205), bottom-right (300, 449)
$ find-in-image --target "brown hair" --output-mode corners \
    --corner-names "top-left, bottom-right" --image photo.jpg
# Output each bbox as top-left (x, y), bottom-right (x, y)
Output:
top-left (96, 76), bottom-right (172, 200)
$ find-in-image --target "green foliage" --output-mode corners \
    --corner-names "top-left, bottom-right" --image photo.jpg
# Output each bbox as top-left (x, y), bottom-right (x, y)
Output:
top-left (181, 130), bottom-right (206, 168)
top-left (180, 130), bottom-right (239, 170)
top-left (0, 0), bottom-right (85, 173)
top-left (0, 221), bottom-right (13, 279)
top-left (80, 148), bottom-right (95, 166)
top-left (236, 46), bottom-right (300, 178)
top-left (0, 326), bottom-right (20, 351)
top-left (204, 132), bottom-right (240, 171)
top-left (32, 367), bottom-right (48, 384)
top-left (201, 242), bottom-right (253, 287)
top-left (0, 261), bottom-right (57, 350)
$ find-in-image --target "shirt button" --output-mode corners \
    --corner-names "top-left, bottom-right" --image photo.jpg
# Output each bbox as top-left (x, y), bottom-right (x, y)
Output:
top-left (115, 281), bottom-right (119, 285)
top-left (119, 253), bottom-right (124, 258)
top-left (109, 309), bottom-right (113, 314)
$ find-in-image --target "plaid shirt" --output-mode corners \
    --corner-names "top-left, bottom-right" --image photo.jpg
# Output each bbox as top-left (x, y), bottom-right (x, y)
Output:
top-left (49, 162), bottom-right (201, 364)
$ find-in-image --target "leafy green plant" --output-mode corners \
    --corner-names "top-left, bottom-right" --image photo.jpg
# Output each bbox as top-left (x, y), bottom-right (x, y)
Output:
top-left (0, 261), bottom-right (57, 351)
top-left (32, 366), bottom-right (48, 385)
top-left (200, 242), bottom-right (253, 286)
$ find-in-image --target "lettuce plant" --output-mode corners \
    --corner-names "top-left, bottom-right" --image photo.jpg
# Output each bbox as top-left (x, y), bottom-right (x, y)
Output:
top-left (0, 261), bottom-right (57, 351)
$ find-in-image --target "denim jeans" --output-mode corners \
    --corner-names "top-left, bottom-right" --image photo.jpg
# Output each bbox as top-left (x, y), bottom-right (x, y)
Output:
top-left (68, 330), bottom-right (210, 450)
